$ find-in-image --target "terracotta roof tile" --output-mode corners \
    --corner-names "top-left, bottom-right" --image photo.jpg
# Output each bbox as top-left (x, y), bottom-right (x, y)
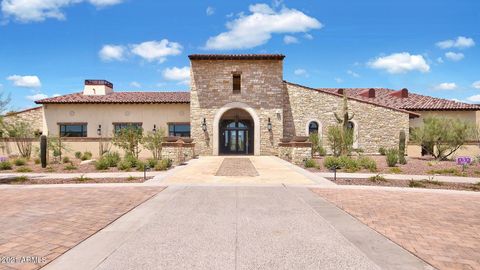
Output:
top-left (188, 54), bottom-right (285, 60)
top-left (317, 88), bottom-right (480, 111)
top-left (35, 91), bottom-right (190, 104)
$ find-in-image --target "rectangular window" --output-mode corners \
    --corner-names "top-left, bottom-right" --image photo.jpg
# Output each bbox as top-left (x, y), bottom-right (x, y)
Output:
top-left (113, 123), bottom-right (143, 134)
top-left (59, 123), bottom-right (87, 137)
top-left (168, 123), bottom-right (190, 137)
top-left (233, 74), bottom-right (241, 93)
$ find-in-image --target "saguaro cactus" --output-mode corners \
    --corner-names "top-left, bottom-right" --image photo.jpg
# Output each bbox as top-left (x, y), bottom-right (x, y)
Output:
top-left (40, 135), bottom-right (47, 168)
top-left (399, 130), bottom-right (407, 164)
top-left (334, 93), bottom-right (355, 130)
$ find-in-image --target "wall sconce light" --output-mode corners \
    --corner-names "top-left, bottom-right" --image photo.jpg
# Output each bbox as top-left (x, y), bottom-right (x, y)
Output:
top-left (267, 118), bottom-right (272, 131)
top-left (153, 124), bottom-right (157, 133)
top-left (201, 118), bottom-right (207, 132)
top-left (97, 125), bottom-right (102, 136)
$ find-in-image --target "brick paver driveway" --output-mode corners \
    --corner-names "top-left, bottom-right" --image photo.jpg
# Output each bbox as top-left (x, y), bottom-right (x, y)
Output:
top-left (0, 186), bottom-right (164, 270)
top-left (312, 188), bottom-right (480, 270)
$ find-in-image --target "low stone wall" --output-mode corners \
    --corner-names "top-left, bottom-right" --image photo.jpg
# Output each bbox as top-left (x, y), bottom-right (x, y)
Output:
top-left (278, 142), bottom-right (312, 165)
top-left (161, 142), bottom-right (196, 165)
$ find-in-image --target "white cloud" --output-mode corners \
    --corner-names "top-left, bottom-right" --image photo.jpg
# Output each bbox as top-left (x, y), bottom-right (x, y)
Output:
top-left (347, 70), bottom-right (360, 78)
top-left (436, 36), bottom-right (475, 49)
top-left (436, 57), bottom-right (444, 63)
top-left (206, 6), bottom-right (215, 16)
top-left (99, 44), bottom-right (126, 61)
top-left (434, 82), bottom-right (457, 90)
top-left (444, 51), bottom-right (464, 61)
top-left (7, 75), bottom-right (41, 88)
top-left (162, 66), bottom-right (190, 85)
top-left (26, 93), bottom-right (48, 101)
top-left (205, 3), bottom-right (322, 50)
top-left (303, 33), bottom-right (313, 40)
top-left (335, 77), bottom-right (343, 83)
top-left (1, 0), bottom-right (123, 23)
top-left (472, 81), bottom-right (480, 89)
top-left (467, 95), bottom-right (480, 102)
top-left (52, 93), bottom-right (61, 97)
top-left (131, 40), bottom-right (182, 63)
top-left (294, 68), bottom-right (307, 76)
top-left (283, 35), bottom-right (298, 44)
top-left (130, 81), bottom-right (141, 88)
top-left (367, 52), bottom-right (430, 74)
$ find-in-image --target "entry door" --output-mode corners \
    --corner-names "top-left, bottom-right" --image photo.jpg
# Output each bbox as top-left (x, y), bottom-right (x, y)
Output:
top-left (220, 120), bottom-right (252, 155)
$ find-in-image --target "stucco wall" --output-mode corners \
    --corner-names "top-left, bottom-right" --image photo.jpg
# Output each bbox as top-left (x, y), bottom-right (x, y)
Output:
top-left (190, 59), bottom-right (284, 155)
top-left (285, 83), bottom-right (410, 154)
top-left (409, 110), bottom-right (480, 128)
top-left (42, 103), bottom-right (190, 137)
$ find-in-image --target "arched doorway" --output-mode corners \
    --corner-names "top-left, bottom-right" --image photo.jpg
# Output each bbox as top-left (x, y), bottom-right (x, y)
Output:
top-left (219, 108), bottom-right (254, 155)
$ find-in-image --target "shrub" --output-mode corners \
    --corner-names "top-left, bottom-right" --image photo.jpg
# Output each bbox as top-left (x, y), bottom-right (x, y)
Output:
top-left (327, 125), bottom-right (353, 157)
top-left (136, 161), bottom-right (146, 171)
top-left (113, 126), bottom-right (143, 158)
top-left (62, 156), bottom-right (70, 164)
top-left (128, 176), bottom-right (137, 181)
top-left (14, 158), bottom-right (27, 166)
top-left (141, 130), bottom-right (165, 160)
top-left (323, 156), bottom-right (342, 170)
top-left (369, 174), bottom-right (386, 182)
top-left (95, 158), bottom-right (110, 170)
top-left (76, 175), bottom-right (92, 182)
top-left (398, 130), bottom-right (407, 164)
top-left (338, 156), bottom-right (359, 172)
top-left (81, 151), bottom-right (92, 161)
top-left (124, 153), bottom-right (139, 168)
top-left (118, 160), bottom-right (132, 171)
top-left (309, 133), bottom-right (326, 156)
top-left (427, 168), bottom-right (460, 175)
top-left (304, 158), bottom-right (317, 168)
top-left (12, 176), bottom-right (28, 183)
top-left (385, 148), bottom-right (398, 167)
top-left (147, 158), bottom-right (158, 168)
top-left (409, 180), bottom-right (426, 188)
top-left (155, 159), bottom-right (172, 171)
top-left (64, 163), bottom-right (77, 171)
top-left (74, 151), bottom-right (82, 159)
top-left (378, 147), bottom-right (386, 156)
top-left (16, 166), bottom-right (32, 173)
top-left (103, 152), bottom-right (121, 167)
top-left (389, 167), bottom-right (402, 174)
top-left (358, 156), bottom-right (377, 172)
top-left (34, 158), bottom-right (41, 164)
top-left (0, 161), bottom-right (13, 170)
top-left (45, 166), bottom-right (55, 172)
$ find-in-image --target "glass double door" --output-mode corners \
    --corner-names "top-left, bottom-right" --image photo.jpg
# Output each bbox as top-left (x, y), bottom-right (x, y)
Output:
top-left (220, 120), bottom-right (253, 155)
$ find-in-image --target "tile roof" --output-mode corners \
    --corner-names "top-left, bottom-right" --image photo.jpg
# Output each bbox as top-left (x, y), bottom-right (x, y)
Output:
top-left (188, 54), bottom-right (285, 60)
top-left (317, 87), bottom-right (480, 111)
top-left (35, 91), bottom-right (190, 104)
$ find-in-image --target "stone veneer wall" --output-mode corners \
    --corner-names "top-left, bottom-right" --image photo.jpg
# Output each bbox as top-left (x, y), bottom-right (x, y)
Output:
top-left (284, 83), bottom-right (410, 154)
top-left (161, 142), bottom-right (195, 165)
top-left (190, 59), bottom-right (284, 155)
top-left (278, 142), bottom-right (312, 165)
top-left (3, 107), bottom-right (44, 134)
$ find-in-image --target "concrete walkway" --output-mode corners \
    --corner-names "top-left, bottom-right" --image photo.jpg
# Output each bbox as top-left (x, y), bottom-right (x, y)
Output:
top-left (317, 171), bottom-right (480, 184)
top-left (43, 186), bottom-right (431, 270)
top-left (154, 156), bottom-right (334, 185)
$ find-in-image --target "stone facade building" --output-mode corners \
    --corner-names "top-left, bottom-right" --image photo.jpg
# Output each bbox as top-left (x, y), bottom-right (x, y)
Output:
top-left (28, 54), bottom-right (479, 158)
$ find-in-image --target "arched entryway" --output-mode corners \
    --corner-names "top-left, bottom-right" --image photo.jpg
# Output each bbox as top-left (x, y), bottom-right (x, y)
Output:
top-left (219, 108), bottom-right (254, 155)
top-left (212, 102), bottom-right (260, 156)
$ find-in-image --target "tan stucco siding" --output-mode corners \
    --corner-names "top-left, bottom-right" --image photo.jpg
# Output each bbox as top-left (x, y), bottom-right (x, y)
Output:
top-left (43, 103), bottom-right (190, 137)
top-left (285, 83), bottom-right (410, 154)
top-left (409, 110), bottom-right (480, 128)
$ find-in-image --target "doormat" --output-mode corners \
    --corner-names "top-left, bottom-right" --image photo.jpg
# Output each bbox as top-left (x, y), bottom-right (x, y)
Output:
top-left (215, 158), bottom-right (259, 177)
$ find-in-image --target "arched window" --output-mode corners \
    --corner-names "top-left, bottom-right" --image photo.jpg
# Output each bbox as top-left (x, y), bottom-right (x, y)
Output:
top-left (347, 121), bottom-right (354, 131)
top-left (308, 121), bottom-right (319, 134)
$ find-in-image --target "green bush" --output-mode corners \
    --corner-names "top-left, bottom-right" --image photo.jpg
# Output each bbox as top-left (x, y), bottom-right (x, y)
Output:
top-left (14, 158), bottom-right (27, 166)
top-left (154, 159), bottom-right (172, 171)
top-left (74, 151), bottom-right (82, 159)
top-left (124, 153), bottom-right (139, 168)
top-left (64, 164), bottom-right (77, 171)
top-left (323, 156), bottom-right (342, 170)
top-left (95, 158), bottom-right (110, 170)
top-left (358, 156), bottom-right (377, 172)
top-left (118, 160), bottom-right (132, 171)
top-left (80, 151), bottom-right (93, 161)
top-left (0, 161), bottom-right (13, 170)
top-left (34, 158), bottom-right (41, 164)
top-left (16, 166), bottom-right (32, 173)
top-left (103, 152), bottom-right (121, 167)
top-left (62, 156), bottom-right (70, 164)
top-left (369, 174), bottom-right (386, 182)
top-left (378, 147), bottom-right (386, 155)
top-left (136, 161), bottom-right (146, 171)
top-left (45, 166), bottom-right (55, 172)
top-left (338, 156), bottom-right (359, 172)
top-left (147, 158), bottom-right (158, 168)
top-left (304, 158), bottom-right (317, 168)
top-left (385, 148), bottom-right (398, 167)
top-left (409, 180), bottom-right (426, 188)
top-left (389, 167), bottom-right (402, 174)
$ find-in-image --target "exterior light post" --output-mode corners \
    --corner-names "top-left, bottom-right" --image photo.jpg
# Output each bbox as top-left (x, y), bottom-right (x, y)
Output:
top-left (97, 125), bottom-right (102, 136)
top-left (267, 118), bottom-right (272, 131)
top-left (201, 118), bottom-right (207, 132)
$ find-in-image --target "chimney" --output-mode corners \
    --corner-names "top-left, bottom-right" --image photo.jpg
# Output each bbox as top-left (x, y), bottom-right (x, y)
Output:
top-left (359, 88), bottom-right (376, 98)
top-left (83, 80), bottom-right (114, 96)
top-left (337, 88), bottom-right (344, 95)
top-left (390, 88), bottom-right (408, 98)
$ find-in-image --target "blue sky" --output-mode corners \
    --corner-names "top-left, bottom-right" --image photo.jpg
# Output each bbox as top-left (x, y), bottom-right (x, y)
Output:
top-left (0, 0), bottom-right (479, 111)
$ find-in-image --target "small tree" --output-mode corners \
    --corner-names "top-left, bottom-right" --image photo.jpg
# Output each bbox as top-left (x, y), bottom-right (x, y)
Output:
top-left (141, 128), bottom-right (165, 160)
top-left (2, 119), bottom-right (34, 158)
top-left (309, 133), bottom-right (326, 156)
top-left (112, 126), bottom-right (143, 158)
top-left (327, 125), bottom-right (354, 157)
top-left (411, 116), bottom-right (476, 160)
top-left (48, 136), bottom-right (69, 163)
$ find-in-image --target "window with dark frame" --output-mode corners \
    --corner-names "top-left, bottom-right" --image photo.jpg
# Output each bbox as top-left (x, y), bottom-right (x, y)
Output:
top-left (168, 123), bottom-right (191, 137)
top-left (308, 121), bottom-right (319, 134)
top-left (59, 124), bottom-right (87, 137)
top-left (233, 74), bottom-right (241, 93)
top-left (113, 123), bottom-right (143, 134)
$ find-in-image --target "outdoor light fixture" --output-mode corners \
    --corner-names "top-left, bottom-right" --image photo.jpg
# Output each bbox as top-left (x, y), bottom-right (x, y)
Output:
top-left (267, 118), bottom-right (272, 131)
top-left (201, 118), bottom-right (207, 131)
top-left (97, 125), bottom-right (102, 136)
top-left (153, 124), bottom-right (157, 133)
